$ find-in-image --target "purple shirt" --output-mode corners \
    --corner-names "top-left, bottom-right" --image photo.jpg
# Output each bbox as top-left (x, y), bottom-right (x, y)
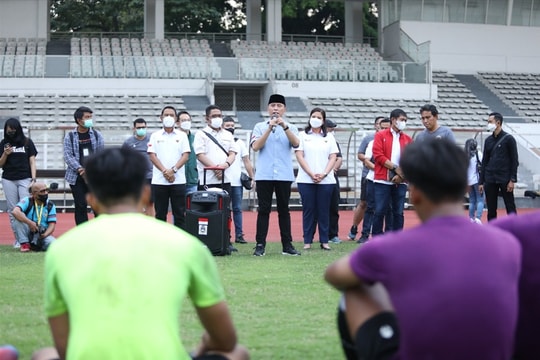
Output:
top-left (490, 211), bottom-right (540, 360)
top-left (350, 216), bottom-right (521, 360)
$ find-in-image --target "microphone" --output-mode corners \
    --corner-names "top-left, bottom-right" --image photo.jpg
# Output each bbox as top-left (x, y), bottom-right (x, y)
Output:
top-left (271, 113), bottom-right (279, 133)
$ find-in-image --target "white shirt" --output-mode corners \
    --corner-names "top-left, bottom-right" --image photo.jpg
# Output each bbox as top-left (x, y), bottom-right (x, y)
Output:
top-left (229, 138), bottom-right (249, 187)
top-left (295, 131), bottom-right (339, 185)
top-left (147, 129), bottom-right (191, 185)
top-left (468, 150), bottom-right (483, 186)
top-left (193, 126), bottom-right (238, 185)
top-left (365, 140), bottom-right (375, 181)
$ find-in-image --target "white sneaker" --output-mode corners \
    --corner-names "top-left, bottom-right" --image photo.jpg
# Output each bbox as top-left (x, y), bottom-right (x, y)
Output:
top-left (474, 218), bottom-right (482, 225)
top-left (13, 241), bottom-right (20, 249)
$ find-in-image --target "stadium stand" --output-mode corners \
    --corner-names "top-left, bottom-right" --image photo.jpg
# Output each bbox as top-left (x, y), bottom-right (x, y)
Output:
top-left (0, 37), bottom-right (46, 77)
top-left (230, 40), bottom-right (399, 82)
top-left (477, 72), bottom-right (540, 119)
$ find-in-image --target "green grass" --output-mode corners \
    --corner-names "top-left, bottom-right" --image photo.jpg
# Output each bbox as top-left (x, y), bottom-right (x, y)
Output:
top-left (0, 241), bottom-right (359, 359)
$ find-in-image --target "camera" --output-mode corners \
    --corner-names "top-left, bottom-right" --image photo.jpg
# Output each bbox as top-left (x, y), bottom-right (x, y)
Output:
top-left (29, 226), bottom-right (47, 249)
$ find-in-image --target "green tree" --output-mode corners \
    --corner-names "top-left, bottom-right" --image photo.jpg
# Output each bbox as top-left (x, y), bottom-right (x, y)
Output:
top-left (281, 0), bottom-right (345, 36)
top-left (50, 0), bottom-right (144, 34)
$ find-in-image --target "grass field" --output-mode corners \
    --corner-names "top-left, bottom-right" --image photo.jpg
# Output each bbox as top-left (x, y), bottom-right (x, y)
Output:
top-left (0, 240), bottom-right (360, 359)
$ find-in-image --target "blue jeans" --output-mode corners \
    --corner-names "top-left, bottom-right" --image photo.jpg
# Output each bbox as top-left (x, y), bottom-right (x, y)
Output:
top-left (371, 183), bottom-right (407, 236)
top-left (13, 219), bottom-right (55, 250)
top-left (361, 179), bottom-right (393, 237)
top-left (298, 183), bottom-right (334, 244)
top-left (186, 185), bottom-right (198, 195)
top-left (468, 183), bottom-right (484, 220)
top-left (231, 186), bottom-right (243, 239)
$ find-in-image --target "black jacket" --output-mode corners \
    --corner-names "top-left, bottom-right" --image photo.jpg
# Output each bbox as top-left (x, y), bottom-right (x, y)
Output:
top-left (480, 130), bottom-right (518, 185)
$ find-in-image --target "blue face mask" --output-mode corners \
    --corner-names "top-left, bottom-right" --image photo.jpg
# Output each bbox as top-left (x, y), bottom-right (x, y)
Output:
top-left (136, 128), bottom-right (147, 137)
top-left (83, 119), bottom-right (93, 128)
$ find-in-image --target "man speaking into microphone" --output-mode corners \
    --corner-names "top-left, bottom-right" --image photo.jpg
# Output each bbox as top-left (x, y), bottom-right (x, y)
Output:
top-left (250, 94), bottom-right (301, 257)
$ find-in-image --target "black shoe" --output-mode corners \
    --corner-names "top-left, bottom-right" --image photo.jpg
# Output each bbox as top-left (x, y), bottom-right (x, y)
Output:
top-left (235, 235), bottom-right (248, 244)
top-left (253, 244), bottom-right (265, 256)
top-left (282, 246), bottom-right (301, 256)
top-left (320, 243), bottom-right (331, 251)
top-left (229, 244), bottom-right (238, 252)
top-left (357, 235), bottom-right (369, 244)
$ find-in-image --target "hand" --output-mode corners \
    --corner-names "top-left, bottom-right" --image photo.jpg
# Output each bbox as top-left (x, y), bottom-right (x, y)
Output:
top-left (507, 181), bottom-right (515, 192)
top-left (77, 168), bottom-right (85, 176)
top-left (478, 185), bottom-right (484, 194)
top-left (269, 116), bottom-right (279, 130)
top-left (214, 170), bottom-right (223, 180)
top-left (3, 145), bottom-right (12, 155)
top-left (162, 168), bottom-right (175, 183)
top-left (28, 221), bottom-right (39, 233)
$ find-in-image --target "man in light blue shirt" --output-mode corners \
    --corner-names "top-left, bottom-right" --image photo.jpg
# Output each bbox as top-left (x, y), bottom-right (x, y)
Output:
top-left (250, 94), bottom-right (301, 256)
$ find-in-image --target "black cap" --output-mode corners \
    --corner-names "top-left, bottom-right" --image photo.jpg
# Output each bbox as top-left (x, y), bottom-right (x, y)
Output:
top-left (268, 94), bottom-right (286, 106)
top-left (326, 119), bottom-right (337, 128)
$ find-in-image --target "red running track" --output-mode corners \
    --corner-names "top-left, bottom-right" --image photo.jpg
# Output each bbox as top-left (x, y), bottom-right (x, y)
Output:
top-left (0, 208), bottom-right (536, 246)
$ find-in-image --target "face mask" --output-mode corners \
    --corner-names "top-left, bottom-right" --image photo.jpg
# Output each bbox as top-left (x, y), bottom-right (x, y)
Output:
top-left (180, 121), bottom-right (191, 131)
top-left (37, 194), bottom-right (48, 203)
top-left (224, 127), bottom-right (235, 135)
top-left (211, 117), bottom-right (223, 129)
top-left (6, 130), bottom-right (16, 137)
top-left (396, 120), bottom-right (407, 131)
top-left (487, 123), bottom-right (496, 132)
top-left (162, 116), bottom-right (175, 128)
top-left (135, 128), bottom-right (147, 137)
top-left (309, 117), bottom-right (323, 129)
top-left (83, 119), bottom-right (93, 128)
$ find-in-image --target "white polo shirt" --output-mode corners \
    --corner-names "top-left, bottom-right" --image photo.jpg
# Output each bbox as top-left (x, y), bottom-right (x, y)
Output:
top-left (147, 129), bottom-right (191, 185)
top-left (193, 126), bottom-right (238, 185)
top-left (295, 131), bottom-right (338, 185)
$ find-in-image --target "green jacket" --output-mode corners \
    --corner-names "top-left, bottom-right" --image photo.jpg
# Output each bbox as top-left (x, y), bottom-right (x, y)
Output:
top-left (185, 131), bottom-right (198, 187)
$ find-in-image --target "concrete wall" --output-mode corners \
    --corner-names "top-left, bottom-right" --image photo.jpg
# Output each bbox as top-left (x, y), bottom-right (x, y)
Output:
top-left (0, 78), bottom-right (207, 96)
top-left (0, 78), bottom-right (437, 101)
top-left (394, 21), bottom-right (540, 74)
top-left (0, 0), bottom-right (48, 39)
top-left (273, 81), bottom-right (436, 101)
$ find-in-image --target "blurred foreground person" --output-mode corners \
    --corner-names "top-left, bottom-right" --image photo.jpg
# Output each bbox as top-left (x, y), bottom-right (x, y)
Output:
top-left (325, 139), bottom-right (521, 360)
top-left (33, 147), bottom-right (249, 360)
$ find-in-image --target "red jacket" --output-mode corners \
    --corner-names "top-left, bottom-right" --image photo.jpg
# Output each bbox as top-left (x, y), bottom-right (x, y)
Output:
top-left (372, 128), bottom-right (413, 181)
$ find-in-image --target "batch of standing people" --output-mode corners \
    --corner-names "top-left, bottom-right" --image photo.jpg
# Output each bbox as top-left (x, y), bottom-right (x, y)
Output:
top-left (1, 94), bottom-right (538, 360)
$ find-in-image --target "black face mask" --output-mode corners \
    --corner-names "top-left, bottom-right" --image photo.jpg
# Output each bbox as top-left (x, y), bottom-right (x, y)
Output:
top-left (37, 194), bottom-right (48, 203)
top-left (224, 127), bottom-right (235, 135)
top-left (6, 131), bottom-right (16, 137)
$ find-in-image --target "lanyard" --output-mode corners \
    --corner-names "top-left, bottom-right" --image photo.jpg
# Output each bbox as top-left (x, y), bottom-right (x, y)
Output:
top-left (34, 201), bottom-right (44, 225)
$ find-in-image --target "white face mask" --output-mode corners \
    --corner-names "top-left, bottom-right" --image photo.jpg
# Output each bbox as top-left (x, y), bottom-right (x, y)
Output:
top-left (210, 117), bottom-right (223, 129)
top-left (162, 116), bottom-right (175, 128)
top-left (309, 117), bottom-right (323, 129)
top-left (180, 121), bottom-right (191, 131)
top-left (486, 123), bottom-right (496, 132)
top-left (396, 120), bottom-right (407, 131)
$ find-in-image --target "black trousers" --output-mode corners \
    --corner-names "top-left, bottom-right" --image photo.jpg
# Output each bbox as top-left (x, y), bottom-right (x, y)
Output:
top-left (484, 182), bottom-right (517, 221)
top-left (255, 180), bottom-right (293, 247)
top-left (70, 175), bottom-right (91, 225)
top-left (153, 184), bottom-right (186, 229)
top-left (329, 177), bottom-right (340, 239)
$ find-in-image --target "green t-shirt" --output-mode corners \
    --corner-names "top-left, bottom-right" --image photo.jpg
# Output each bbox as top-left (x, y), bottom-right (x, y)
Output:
top-left (44, 213), bottom-right (225, 359)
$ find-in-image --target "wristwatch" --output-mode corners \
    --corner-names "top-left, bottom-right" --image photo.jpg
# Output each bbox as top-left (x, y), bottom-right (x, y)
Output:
top-left (172, 166), bottom-right (178, 173)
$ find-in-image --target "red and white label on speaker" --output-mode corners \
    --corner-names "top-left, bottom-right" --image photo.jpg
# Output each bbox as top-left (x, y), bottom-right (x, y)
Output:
top-left (198, 218), bottom-right (209, 236)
